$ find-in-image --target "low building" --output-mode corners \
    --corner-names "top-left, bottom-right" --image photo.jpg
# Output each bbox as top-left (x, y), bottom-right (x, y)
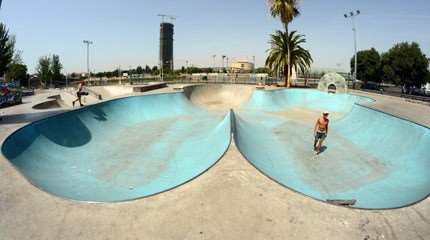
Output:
top-left (230, 60), bottom-right (254, 73)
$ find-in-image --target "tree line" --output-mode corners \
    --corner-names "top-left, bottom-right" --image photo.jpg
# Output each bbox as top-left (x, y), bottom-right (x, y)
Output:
top-left (351, 42), bottom-right (430, 87)
top-left (0, 22), bottom-right (66, 87)
top-left (0, 23), bottom-right (28, 86)
top-left (36, 54), bottom-right (63, 87)
top-left (93, 65), bottom-right (158, 78)
top-left (92, 66), bottom-right (271, 78)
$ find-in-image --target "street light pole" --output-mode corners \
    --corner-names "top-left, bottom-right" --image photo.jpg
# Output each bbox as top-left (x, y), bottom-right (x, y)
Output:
top-left (83, 40), bottom-right (93, 82)
top-left (253, 56), bottom-right (256, 74)
top-left (344, 10), bottom-right (360, 88)
top-left (212, 55), bottom-right (216, 70)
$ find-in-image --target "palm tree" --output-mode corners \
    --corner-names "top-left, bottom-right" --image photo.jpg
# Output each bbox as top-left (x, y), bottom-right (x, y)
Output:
top-left (266, 31), bottom-right (313, 87)
top-left (269, 0), bottom-right (300, 33)
top-left (268, 0), bottom-right (300, 87)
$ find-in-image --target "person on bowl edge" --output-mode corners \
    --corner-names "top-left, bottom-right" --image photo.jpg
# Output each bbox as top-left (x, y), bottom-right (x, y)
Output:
top-left (72, 81), bottom-right (85, 107)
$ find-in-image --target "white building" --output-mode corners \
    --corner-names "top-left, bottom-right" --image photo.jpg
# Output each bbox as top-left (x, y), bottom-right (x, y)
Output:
top-left (230, 60), bottom-right (254, 73)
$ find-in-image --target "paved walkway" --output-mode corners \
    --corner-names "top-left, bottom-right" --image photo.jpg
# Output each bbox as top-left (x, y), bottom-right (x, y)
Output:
top-left (0, 88), bottom-right (429, 240)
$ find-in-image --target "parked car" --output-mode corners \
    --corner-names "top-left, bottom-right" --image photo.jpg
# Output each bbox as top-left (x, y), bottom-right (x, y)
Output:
top-left (361, 82), bottom-right (381, 91)
top-left (425, 83), bottom-right (430, 96)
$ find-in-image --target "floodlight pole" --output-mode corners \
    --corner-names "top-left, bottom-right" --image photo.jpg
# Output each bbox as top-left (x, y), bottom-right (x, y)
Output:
top-left (212, 55), bottom-right (216, 70)
top-left (253, 56), bottom-right (256, 74)
top-left (83, 40), bottom-right (93, 81)
top-left (344, 10), bottom-right (360, 88)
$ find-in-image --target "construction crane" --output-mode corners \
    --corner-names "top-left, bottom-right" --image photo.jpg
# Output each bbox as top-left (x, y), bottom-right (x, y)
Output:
top-left (157, 14), bottom-right (176, 23)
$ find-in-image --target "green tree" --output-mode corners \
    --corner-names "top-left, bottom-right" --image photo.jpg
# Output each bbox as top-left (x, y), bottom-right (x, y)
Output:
top-left (51, 54), bottom-right (63, 84)
top-left (36, 56), bottom-right (52, 87)
top-left (351, 48), bottom-right (381, 84)
top-left (6, 49), bottom-right (27, 84)
top-left (145, 65), bottom-right (151, 73)
top-left (381, 42), bottom-right (429, 87)
top-left (269, 0), bottom-right (300, 33)
top-left (12, 49), bottom-right (23, 65)
top-left (152, 66), bottom-right (159, 75)
top-left (426, 71), bottom-right (430, 84)
top-left (266, 31), bottom-right (313, 87)
top-left (136, 66), bottom-right (144, 74)
top-left (255, 67), bottom-right (270, 74)
top-left (381, 65), bottom-right (397, 84)
top-left (0, 23), bottom-right (15, 76)
top-left (7, 64), bottom-right (28, 86)
top-left (268, 0), bottom-right (300, 87)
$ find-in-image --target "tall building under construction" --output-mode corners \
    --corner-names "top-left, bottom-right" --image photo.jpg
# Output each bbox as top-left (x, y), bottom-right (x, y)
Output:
top-left (159, 22), bottom-right (174, 73)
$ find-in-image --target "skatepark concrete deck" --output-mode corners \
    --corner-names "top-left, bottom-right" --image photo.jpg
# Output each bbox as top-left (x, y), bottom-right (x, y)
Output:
top-left (1, 85), bottom-right (430, 240)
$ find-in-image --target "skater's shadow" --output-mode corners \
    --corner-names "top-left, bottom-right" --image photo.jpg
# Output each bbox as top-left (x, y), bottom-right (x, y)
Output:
top-left (319, 146), bottom-right (328, 154)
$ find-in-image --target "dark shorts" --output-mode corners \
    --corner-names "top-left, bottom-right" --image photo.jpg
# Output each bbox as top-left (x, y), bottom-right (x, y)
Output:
top-left (77, 92), bottom-right (88, 97)
top-left (315, 131), bottom-right (327, 141)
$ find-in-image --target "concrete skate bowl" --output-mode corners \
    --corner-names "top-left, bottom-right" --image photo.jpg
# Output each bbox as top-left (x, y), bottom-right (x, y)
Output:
top-left (32, 99), bottom-right (62, 110)
top-left (235, 89), bottom-right (430, 209)
top-left (183, 84), bottom-right (255, 111)
top-left (4, 85), bottom-right (430, 208)
top-left (2, 92), bottom-right (231, 202)
top-left (88, 86), bottom-right (134, 99)
top-left (32, 95), bottom-right (68, 110)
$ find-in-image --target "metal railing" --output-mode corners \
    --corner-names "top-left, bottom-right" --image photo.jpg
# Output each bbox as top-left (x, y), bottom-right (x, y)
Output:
top-left (69, 76), bottom-right (282, 87)
top-left (164, 77), bottom-right (280, 86)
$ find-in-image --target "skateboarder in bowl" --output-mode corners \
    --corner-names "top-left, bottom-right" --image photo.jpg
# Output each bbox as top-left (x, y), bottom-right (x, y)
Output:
top-left (313, 111), bottom-right (329, 154)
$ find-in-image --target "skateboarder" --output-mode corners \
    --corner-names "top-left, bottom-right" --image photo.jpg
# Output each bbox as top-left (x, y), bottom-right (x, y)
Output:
top-left (72, 81), bottom-right (85, 107)
top-left (313, 111), bottom-right (329, 154)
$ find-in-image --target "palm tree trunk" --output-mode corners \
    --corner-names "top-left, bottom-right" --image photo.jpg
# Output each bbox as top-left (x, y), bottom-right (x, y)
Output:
top-left (283, 64), bottom-right (289, 87)
top-left (285, 24), bottom-right (291, 88)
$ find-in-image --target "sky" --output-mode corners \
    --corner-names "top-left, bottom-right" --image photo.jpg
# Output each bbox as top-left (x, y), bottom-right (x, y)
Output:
top-left (0, 0), bottom-right (429, 73)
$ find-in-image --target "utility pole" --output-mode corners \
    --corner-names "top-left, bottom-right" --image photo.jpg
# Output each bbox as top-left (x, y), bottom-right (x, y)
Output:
top-left (253, 56), bottom-right (256, 74)
top-left (83, 40), bottom-right (93, 82)
top-left (344, 10), bottom-right (360, 89)
top-left (118, 65), bottom-right (121, 85)
top-left (212, 55), bottom-right (217, 71)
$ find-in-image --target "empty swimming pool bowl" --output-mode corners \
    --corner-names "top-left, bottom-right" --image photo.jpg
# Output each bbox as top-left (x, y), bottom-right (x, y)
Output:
top-left (2, 92), bottom-right (231, 202)
top-left (2, 85), bottom-right (430, 209)
top-left (235, 89), bottom-right (430, 209)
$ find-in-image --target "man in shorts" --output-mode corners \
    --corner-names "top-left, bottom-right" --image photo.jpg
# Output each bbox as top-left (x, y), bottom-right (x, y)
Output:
top-left (72, 81), bottom-right (85, 107)
top-left (313, 111), bottom-right (329, 154)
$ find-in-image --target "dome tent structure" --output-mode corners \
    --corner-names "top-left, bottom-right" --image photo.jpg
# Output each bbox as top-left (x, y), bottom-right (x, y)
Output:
top-left (318, 72), bottom-right (348, 94)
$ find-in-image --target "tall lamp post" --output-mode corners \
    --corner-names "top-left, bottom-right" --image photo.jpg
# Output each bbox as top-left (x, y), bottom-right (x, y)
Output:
top-left (344, 10), bottom-right (360, 88)
top-left (83, 40), bottom-right (93, 82)
top-left (212, 55), bottom-right (216, 71)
